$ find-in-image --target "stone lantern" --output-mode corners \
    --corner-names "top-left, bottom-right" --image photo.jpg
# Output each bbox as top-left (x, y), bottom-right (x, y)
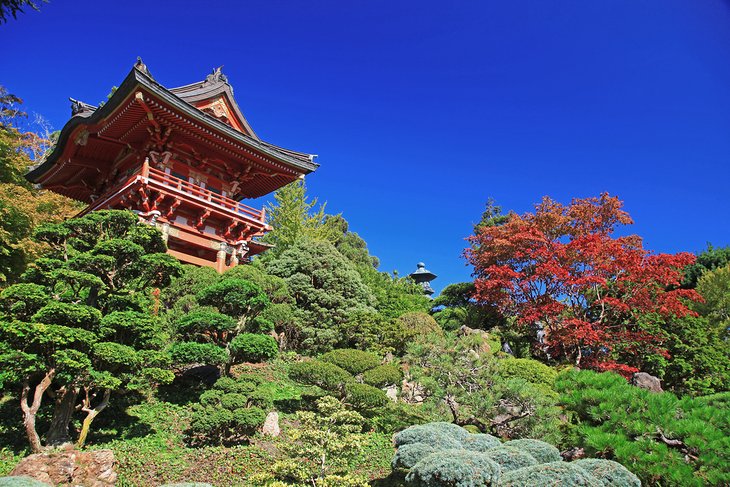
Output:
top-left (409, 262), bottom-right (437, 297)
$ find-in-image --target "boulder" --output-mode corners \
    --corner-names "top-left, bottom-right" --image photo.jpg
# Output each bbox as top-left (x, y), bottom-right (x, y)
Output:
top-left (385, 384), bottom-right (398, 402)
top-left (262, 411), bottom-right (280, 437)
top-left (10, 448), bottom-right (116, 487)
top-left (631, 372), bottom-right (663, 392)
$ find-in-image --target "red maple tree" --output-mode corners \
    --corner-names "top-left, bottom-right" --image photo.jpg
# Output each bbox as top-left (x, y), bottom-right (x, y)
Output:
top-left (466, 193), bottom-right (701, 376)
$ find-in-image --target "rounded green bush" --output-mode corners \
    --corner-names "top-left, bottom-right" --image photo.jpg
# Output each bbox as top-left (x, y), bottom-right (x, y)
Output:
top-left (175, 310), bottom-right (237, 338)
top-left (394, 424), bottom-right (463, 449)
top-left (345, 382), bottom-right (388, 410)
top-left (232, 406), bottom-right (266, 432)
top-left (362, 364), bottom-right (402, 387)
top-left (424, 422), bottom-right (470, 440)
top-left (392, 443), bottom-right (439, 470)
top-left (482, 446), bottom-right (538, 472)
top-left (499, 462), bottom-right (602, 487)
top-left (170, 341), bottom-right (228, 366)
top-left (497, 358), bottom-right (558, 387)
top-left (405, 449), bottom-right (501, 486)
top-left (229, 333), bottom-right (278, 363)
top-left (319, 348), bottom-right (381, 375)
top-left (573, 459), bottom-right (641, 487)
top-left (461, 433), bottom-right (501, 452)
top-left (220, 392), bottom-right (248, 410)
top-left (503, 438), bottom-right (563, 464)
top-left (0, 477), bottom-right (51, 487)
top-left (289, 359), bottom-right (353, 392)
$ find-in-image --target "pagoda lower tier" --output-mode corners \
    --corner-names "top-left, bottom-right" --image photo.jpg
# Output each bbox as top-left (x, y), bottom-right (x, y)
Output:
top-left (83, 158), bottom-right (272, 271)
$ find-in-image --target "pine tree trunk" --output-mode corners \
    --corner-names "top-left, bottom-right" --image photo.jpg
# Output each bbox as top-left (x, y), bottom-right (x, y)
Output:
top-left (76, 389), bottom-right (110, 448)
top-left (20, 370), bottom-right (55, 453)
top-left (46, 386), bottom-right (79, 446)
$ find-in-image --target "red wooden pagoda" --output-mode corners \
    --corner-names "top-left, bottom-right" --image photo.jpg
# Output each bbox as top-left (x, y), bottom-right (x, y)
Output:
top-left (27, 60), bottom-right (318, 271)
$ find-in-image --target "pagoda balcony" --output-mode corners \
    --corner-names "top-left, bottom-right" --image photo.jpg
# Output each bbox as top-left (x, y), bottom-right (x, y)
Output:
top-left (84, 162), bottom-right (269, 239)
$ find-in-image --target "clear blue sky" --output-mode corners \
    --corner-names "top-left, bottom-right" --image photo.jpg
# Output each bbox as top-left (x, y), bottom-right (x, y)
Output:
top-left (2, 1), bottom-right (729, 294)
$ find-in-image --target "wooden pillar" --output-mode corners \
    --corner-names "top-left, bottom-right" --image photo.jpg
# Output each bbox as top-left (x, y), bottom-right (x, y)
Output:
top-left (215, 242), bottom-right (227, 274)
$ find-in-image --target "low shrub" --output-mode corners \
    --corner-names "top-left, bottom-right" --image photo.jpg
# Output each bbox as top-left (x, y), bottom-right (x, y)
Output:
top-left (499, 462), bottom-right (602, 487)
top-left (362, 364), bottom-right (402, 387)
top-left (405, 449), bottom-right (501, 486)
top-left (319, 349), bottom-right (381, 375)
top-left (503, 439), bottom-right (562, 464)
top-left (169, 341), bottom-right (228, 366)
top-left (461, 433), bottom-right (501, 452)
top-left (481, 446), bottom-right (537, 472)
top-left (175, 310), bottom-right (236, 343)
top-left (573, 459), bottom-right (641, 487)
top-left (345, 382), bottom-right (388, 410)
top-left (229, 333), bottom-right (278, 363)
top-left (288, 359), bottom-right (353, 393)
top-left (393, 424), bottom-right (464, 449)
top-left (187, 376), bottom-right (268, 445)
top-left (0, 477), bottom-right (51, 487)
top-left (392, 443), bottom-right (439, 470)
top-left (497, 358), bottom-right (558, 387)
top-left (557, 369), bottom-right (730, 486)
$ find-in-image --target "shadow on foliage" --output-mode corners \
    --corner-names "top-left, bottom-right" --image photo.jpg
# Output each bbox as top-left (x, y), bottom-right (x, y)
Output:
top-left (157, 366), bottom-right (220, 405)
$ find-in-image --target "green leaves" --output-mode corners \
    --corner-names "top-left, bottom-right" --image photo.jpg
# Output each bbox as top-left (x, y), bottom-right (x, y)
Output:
top-left (229, 333), bottom-right (278, 363)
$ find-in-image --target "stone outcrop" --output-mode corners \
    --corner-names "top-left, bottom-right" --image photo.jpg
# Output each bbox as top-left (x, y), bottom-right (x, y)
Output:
top-left (10, 448), bottom-right (117, 487)
top-left (631, 372), bottom-right (663, 392)
top-left (262, 411), bottom-right (281, 437)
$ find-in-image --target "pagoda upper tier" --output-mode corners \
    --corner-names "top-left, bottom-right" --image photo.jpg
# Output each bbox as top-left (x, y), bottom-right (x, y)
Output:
top-left (27, 62), bottom-right (318, 201)
top-left (26, 61), bottom-right (318, 270)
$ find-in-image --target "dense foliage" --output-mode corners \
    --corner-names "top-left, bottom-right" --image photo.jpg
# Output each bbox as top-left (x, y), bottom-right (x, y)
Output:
top-left (557, 369), bottom-right (730, 486)
top-left (467, 193), bottom-right (701, 375)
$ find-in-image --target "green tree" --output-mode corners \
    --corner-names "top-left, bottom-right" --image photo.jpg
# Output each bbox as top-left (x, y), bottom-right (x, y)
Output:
top-left (261, 179), bottom-right (336, 258)
top-left (681, 244), bottom-right (730, 289)
top-left (0, 210), bottom-right (181, 451)
top-left (0, 87), bottom-right (81, 283)
top-left (269, 396), bottom-right (367, 485)
top-left (431, 282), bottom-right (504, 332)
top-left (405, 333), bottom-right (563, 443)
top-left (265, 238), bottom-right (376, 353)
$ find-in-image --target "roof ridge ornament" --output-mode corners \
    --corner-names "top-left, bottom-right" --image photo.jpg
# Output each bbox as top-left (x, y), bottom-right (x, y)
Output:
top-left (134, 57), bottom-right (153, 78)
top-left (206, 66), bottom-right (228, 85)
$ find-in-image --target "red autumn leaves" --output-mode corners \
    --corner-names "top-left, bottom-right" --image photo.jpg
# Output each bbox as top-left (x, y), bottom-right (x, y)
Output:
top-left (466, 193), bottom-right (700, 375)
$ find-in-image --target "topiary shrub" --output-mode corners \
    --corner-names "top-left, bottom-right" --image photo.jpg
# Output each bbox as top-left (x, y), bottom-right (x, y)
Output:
top-left (0, 477), bottom-right (51, 487)
top-left (187, 376), bottom-right (267, 445)
top-left (319, 348), bottom-right (381, 375)
top-left (573, 459), bottom-right (641, 487)
top-left (461, 433), bottom-right (501, 452)
top-left (497, 358), bottom-right (558, 387)
top-left (481, 446), bottom-right (538, 472)
top-left (229, 333), bottom-right (278, 363)
top-left (362, 364), bottom-right (402, 387)
top-left (392, 443), bottom-right (439, 470)
top-left (394, 423), bottom-right (464, 449)
top-left (345, 382), bottom-right (388, 410)
top-left (169, 341), bottom-right (228, 366)
top-left (396, 312), bottom-right (442, 345)
top-left (499, 462), bottom-right (602, 487)
top-left (503, 438), bottom-right (562, 464)
top-left (289, 359), bottom-right (353, 393)
top-left (423, 422), bottom-right (470, 441)
top-left (405, 449), bottom-right (501, 486)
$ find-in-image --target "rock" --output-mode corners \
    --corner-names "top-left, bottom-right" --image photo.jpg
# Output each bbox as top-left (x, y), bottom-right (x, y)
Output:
top-left (262, 411), bottom-right (280, 437)
top-left (10, 448), bottom-right (117, 487)
top-left (458, 325), bottom-right (492, 355)
top-left (385, 384), bottom-right (398, 402)
top-left (401, 378), bottom-right (425, 404)
top-left (631, 372), bottom-right (663, 392)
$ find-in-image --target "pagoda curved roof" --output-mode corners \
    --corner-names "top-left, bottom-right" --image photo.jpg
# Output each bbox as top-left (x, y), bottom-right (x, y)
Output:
top-left (27, 62), bottom-right (318, 189)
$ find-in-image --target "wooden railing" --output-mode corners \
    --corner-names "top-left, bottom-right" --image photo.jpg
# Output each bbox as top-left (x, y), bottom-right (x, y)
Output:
top-left (144, 165), bottom-right (265, 222)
